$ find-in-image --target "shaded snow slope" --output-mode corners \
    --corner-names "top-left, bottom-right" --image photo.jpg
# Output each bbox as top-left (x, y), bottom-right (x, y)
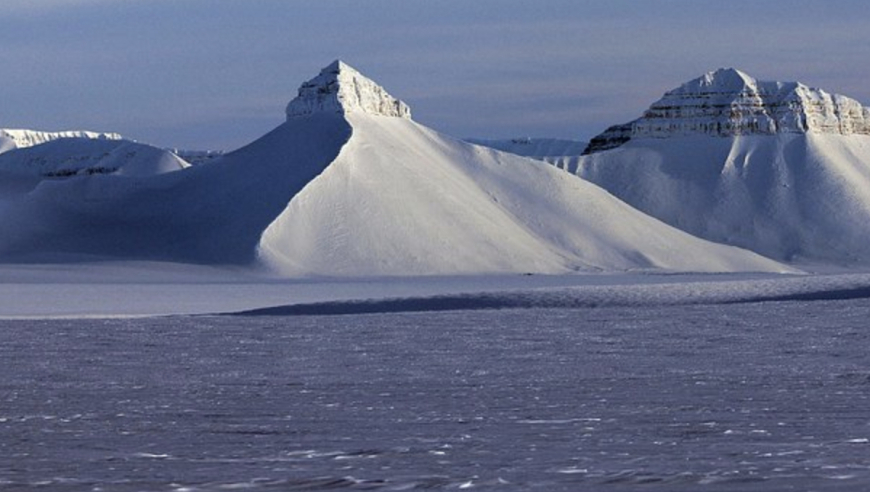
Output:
top-left (258, 112), bottom-right (789, 276)
top-left (0, 128), bottom-right (123, 155)
top-left (570, 129), bottom-right (870, 266)
top-left (465, 137), bottom-right (587, 159)
top-left (0, 114), bottom-right (350, 263)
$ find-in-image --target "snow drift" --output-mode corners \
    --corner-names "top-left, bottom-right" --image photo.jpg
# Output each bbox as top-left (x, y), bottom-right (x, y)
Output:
top-left (548, 69), bottom-right (870, 265)
top-left (0, 61), bottom-right (788, 275)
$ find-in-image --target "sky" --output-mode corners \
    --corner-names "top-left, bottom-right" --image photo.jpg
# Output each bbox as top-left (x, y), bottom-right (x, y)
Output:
top-left (2, 0), bottom-right (869, 151)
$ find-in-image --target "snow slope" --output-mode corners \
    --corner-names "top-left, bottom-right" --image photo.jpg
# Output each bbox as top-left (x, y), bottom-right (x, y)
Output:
top-left (258, 62), bottom-right (789, 276)
top-left (552, 69), bottom-right (870, 265)
top-left (260, 112), bottom-right (789, 275)
top-left (0, 113), bottom-right (349, 263)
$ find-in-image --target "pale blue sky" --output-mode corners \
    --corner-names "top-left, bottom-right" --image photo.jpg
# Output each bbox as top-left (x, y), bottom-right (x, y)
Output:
top-left (2, 0), bottom-right (868, 150)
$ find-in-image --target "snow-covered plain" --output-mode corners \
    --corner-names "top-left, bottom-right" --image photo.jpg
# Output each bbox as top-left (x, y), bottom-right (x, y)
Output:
top-left (4, 295), bottom-right (870, 491)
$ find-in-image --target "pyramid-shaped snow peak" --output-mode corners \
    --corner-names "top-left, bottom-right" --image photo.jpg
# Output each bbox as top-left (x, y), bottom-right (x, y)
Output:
top-left (584, 68), bottom-right (870, 154)
top-left (285, 60), bottom-right (411, 119)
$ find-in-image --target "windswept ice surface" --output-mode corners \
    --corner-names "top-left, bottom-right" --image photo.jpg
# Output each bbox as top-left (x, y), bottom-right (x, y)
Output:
top-left (3, 300), bottom-right (870, 490)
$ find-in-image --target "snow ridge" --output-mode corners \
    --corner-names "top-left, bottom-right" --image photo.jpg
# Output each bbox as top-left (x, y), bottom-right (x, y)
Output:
top-left (285, 60), bottom-right (411, 119)
top-left (0, 139), bottom-right (188, 179)
top-left (585, 68), bottom-right (870, 154)
top-left (0, 128), bottom-right (123, 154)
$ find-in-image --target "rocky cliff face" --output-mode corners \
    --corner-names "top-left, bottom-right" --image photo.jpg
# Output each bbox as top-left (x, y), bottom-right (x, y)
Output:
top-left (285, 60), bottom-right (411, 119)
top-left (584, 68), bottom-right (870, 154)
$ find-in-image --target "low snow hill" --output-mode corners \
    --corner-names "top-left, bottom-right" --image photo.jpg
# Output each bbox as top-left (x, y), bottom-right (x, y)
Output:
top-left (0, 138), bottom-right (188, 184)
top-left (0, 61), bottom-right (789, 275)
top-left (548, 69), bottom-right (870, 266)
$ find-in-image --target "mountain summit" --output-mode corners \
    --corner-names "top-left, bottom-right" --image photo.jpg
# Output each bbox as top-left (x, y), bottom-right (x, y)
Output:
top-left (585, 68), bottom-right (870, 154)
top-left (285, 60), bottom-right (412, 119)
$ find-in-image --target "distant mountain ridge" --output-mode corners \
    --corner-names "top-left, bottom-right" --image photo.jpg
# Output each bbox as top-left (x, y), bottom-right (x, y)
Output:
top-left (584, 68), bottom-right (870, 154)
top-left (0, 128), bottom-right (123, 154)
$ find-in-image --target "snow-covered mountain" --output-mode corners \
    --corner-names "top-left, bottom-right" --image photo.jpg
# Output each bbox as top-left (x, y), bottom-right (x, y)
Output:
top-left (584, 68), bottom-right (870, 154)
top-left (257, 62), bottom-right (786, 275)
top-left (0, 61), bottom-right (788, 275)
top-left (0, 128), bottom-right (123, 155)
top-left (559, 69), bottom-right (870, 265)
